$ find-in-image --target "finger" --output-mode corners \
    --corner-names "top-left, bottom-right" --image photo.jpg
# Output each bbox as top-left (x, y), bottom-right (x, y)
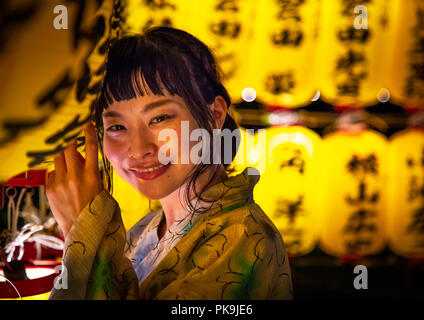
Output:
top-left (46, 170), bottom-right (55, 188)
top-left (84, 122), bottom-right (99, 172)
top-left (77, 151), bottom-right (86, 165)
top-left (54, 152), bottom-right (67, 178)
top-left (63, 140), bottom-right (80, 175)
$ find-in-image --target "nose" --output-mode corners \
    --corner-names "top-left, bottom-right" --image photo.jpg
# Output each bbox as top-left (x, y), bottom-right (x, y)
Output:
top-left (127, 127), bottom-right (157, 161)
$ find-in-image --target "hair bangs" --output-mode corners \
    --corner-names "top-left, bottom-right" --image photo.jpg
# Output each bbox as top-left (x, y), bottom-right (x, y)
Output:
top-left (100, 35), bottom-right (190, 110)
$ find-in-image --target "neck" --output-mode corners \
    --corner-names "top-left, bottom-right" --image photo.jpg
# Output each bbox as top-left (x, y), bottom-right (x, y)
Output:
top-left (158, 165), bottom-right (228, 236)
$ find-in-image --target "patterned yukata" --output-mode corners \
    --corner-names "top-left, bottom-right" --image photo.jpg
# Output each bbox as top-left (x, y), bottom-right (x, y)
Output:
top-left (126, 205), bottom-right (205, 285)
top-left (49, 168), bottom-right (293, 299)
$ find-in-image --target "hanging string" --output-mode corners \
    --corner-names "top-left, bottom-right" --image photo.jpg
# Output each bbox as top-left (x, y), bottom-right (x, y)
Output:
top-left (12, 187), bottom-right (27, 235)
top-left (4, 188), bottom-right (64, 261)
top-left (5, 187), bottom-right (27, 261)
top-left (6, 187), bottom-right (17, 233)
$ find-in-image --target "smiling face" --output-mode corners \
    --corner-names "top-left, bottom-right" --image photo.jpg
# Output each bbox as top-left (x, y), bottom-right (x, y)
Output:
top-left (102, 92), bottom-right (201, 200)
top-left (95, 29), bottom-right (234, 202)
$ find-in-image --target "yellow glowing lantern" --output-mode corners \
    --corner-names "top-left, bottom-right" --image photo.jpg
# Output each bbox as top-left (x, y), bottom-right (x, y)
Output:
top-left (247, 0), bottom-right (320, 107)
top-left (253, 124), bottom-right (323, 256)
top-left (0, 0), bottom-right (116, 182)
top-left (387, 127), bottom-right (424, 258)
top-left (385, 0), bottom-right (424, 109)
top-left (179, 0), bottom-right (256, 104)
top-left (320, 128), bottom-right (388, 257)
top-left (123, 0), bottom-right (252, 102)
top-left (123, 0), bottom-right (187, 34)
top-left (316, 0), bottom-right (390, 107)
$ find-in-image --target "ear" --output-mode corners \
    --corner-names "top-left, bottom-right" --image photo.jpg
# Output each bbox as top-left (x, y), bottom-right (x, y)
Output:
top-left (209, 96), bottom-right (228, 129)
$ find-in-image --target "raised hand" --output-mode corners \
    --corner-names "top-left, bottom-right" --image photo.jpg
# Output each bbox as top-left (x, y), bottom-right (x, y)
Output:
top-left (46, 122), bottom-right (104, 238)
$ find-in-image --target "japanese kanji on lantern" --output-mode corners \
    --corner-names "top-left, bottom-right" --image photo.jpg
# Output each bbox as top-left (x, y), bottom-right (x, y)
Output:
top-left (387, 125), bottom-right (424, 258)
top-left (385, 0), bottom-right (424, 109)
top-left (121, 0), bottom-right (321, 107)
top-left (246, 0), bottom-right (320, 107)
top-left (122, 0), bottom-right (185, 35)
top-left (316, 0), bottom-right (390, 107)
top-left (320, 122), bottom-right (388, 257)
top-left (118, 0), bottom-right (419, 108)
top-left (0, 0), bottom-right (118, 182)
top-left (186, 0), bottom-right (255, 105)
top-left (121, 0), bottom-right (253, 103)
top-left (253, 124), bottom-right (323, 257)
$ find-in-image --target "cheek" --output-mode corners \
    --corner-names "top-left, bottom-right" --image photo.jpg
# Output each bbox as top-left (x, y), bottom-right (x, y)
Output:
top-left (103, 138), bottom-right (124, 167)
top-left (172, 123), bottom-right (197, 165)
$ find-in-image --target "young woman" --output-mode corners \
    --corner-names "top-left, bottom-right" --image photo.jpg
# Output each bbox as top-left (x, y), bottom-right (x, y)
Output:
top-left (47, 27), bottom-right (293, 300)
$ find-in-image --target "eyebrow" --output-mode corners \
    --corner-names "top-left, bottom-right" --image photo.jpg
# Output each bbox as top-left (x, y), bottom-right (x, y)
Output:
top-left (102, 98), bottom-right (182, 118)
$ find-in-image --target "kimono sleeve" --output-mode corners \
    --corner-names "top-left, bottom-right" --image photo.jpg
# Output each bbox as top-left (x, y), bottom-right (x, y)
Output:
top-left (49, 190), bottom-right (139, 300)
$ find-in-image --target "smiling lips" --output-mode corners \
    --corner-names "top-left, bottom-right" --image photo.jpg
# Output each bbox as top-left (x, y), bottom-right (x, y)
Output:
top-left (131, 163), bottom-right (167, 173)
top-left (129, 163), bottom-right (170, 180)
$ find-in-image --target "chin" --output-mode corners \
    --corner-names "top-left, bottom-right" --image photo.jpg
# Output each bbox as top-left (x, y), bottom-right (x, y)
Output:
top-left (136, 187), bottom-right (171, 200)
top-left (132, 177), bottom-right (180, 200)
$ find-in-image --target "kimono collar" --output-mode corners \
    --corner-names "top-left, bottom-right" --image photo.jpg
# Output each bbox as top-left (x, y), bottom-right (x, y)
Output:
top-left (198, 167), bottom-right (260, 210)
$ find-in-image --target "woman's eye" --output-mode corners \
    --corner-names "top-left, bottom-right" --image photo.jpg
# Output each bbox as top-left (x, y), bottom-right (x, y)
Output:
top-left (106, 125), bottom-right (126, 132)
top-left (150, 114), bottom-right (173, 125)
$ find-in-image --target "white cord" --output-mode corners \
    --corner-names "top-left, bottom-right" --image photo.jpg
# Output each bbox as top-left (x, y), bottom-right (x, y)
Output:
top-left (6, 188), bottom-right (16, 232)
top-left (13, 187), bottom-right (27, 235)
top-left (4, 188), bottom-right (64, 262)
top-left (28, 234), bottom-right (64, 250)
top-left (0, 274), bottom-right (22, 300)
top-left (29, 234), bottom-right (64, 260)
top-left (5, 224), bottom-right (43, 261)
top-left (5, 224), bottom-right (64, 262)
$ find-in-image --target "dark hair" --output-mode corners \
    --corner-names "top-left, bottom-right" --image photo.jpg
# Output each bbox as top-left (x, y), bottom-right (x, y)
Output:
top-left (93, 26), bottom-right (239, 213)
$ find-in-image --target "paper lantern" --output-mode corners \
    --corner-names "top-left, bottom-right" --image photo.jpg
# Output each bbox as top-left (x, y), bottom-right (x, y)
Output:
top-left (246, 0), bottom-right (320, 107)
top-left (0, 0), bottom-right (117, 182)
top-left (183, 0), bottom-right (256, 104)
top-left (385, 0), bottom-right (424, 109)
top-left (316, 0), bottom-right (390, 107)
top-left (320, 128), bottom-right (388, 257)
top-left (122, 0), bottom-right (186, 34)
top-left (253, 125), bottom-right (323, 256)
top-left (387, 128), bottom-right (424, 257)
top-left (122, 0), bottom-right (256, 104)
top-left (115, 0), bottom-right (422, 109)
